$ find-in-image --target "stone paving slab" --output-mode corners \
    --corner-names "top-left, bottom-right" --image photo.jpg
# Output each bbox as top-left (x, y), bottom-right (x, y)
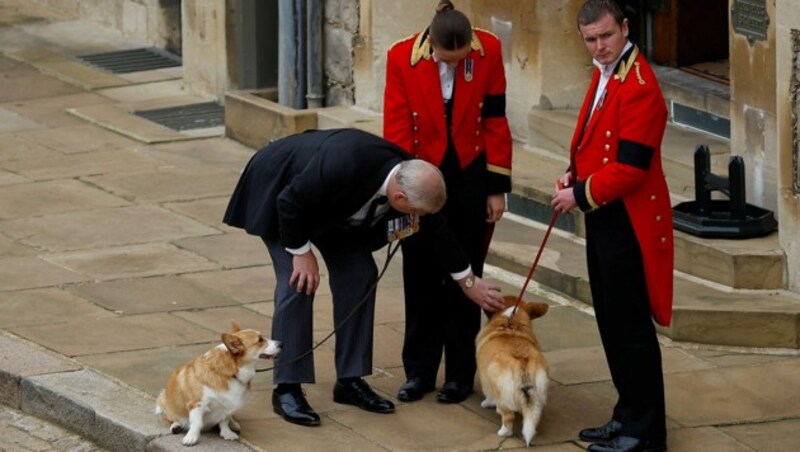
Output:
top-left (85, 169), bottom-right (240, 203)
top-left (181, 267), bottom-right (276, 304)
top-left (0, 404), bottom-right (106, 451)
top-left (173, 233), bottom-right (270, 269)
top-left (1, 205), bottom-right (218, 252)
top-left (95, 80), bottom-right (186, 104)
top-left (720, 418), bottom-right (800, 451)
top-left (10, 312), bottom-right (218, 356)
top-left (0, 287), bottom-right (115, 328)
top-left (163, 196), bottom-right (236, 229)
top-left (0, 91), bottom-right (113, 128)
top-left (0, 255), bottom-right (89, 291)
top-left (0, 168), bottom-right (29, 186)
top-left (0, 55), bottom-right (82, 102)
top-left (665, 359), bottom-right (800, 426)
top-left (0, 179), bottom-right (128, 219)
top-left (15, 123), bottom-right (138, 154)
top-left (0, 106), bottom-right (46, 133)
top-left (12, 48), bottom-right (129, 90)
top-left (2, 148), bottom-right (166, 181)
top-left (0, 132), bottom-right (60, 163)
top-left (134, 137), bottom-right (254, 171)
top-left (67, 275), bottom-right (242, 315)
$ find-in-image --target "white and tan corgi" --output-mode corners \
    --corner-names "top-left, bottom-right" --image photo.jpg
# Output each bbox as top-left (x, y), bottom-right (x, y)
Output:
top-left (155, 322), bottom-right (281, 446)
top-left (476, 295), bottom-right (550, 447)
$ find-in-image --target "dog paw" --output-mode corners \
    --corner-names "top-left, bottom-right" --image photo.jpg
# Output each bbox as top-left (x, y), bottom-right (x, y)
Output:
top-left (480, 397), bottom-right (496, 409)
top-left (181, 432), bottom-right (200, 446)
top-left (221, 430), bottom-right (240, 441)
top-left (497, 425), bottom-right (513, 437)
top-left (169, 422), bottom-right (183, 434)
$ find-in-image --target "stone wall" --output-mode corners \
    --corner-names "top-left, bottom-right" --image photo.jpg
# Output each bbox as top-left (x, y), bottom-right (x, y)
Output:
top-left (729, 0), bottom-right (778, 212)
top-left (30, 0), bottom-right (181, 54)
top-left (776, 0), bottom-right (800, 291)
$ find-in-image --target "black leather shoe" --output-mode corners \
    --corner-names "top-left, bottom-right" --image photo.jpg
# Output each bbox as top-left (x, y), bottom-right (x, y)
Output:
top-left (579, 420), bottom-right (623, 442)
top-left (435, 381), bottom-right (473, 403)
top-left (272, 387), bottom-right (321, 426)
top-left (587, 436), bottom-right (666, 452)
top-left (397, 377), bottom-right (435, 402)
top-left (333, 378), bottom-right (395, 413)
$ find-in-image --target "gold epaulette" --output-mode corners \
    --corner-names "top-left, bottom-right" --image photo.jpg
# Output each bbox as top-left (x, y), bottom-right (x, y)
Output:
top-left (469, 29), bottom-right (485, 57)
top-left (614, 45), bottom-right (642, 84)
top-left (472, 26), bottom-right (498, 40)
top-left (410, 31), bottom-right (431, 66)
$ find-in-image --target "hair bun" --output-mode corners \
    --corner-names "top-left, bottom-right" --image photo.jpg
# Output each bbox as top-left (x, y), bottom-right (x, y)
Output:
top-left (436, 0), bottom-right (455, 14)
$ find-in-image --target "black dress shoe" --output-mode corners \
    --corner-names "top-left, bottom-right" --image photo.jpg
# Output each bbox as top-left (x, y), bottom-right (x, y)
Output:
top-left (397, 377), bottom-right (435, 402)
top-left (272, 387), bottom-right (321, 426)
top-left (587, 436), bottom-right (667, 452)
top-left (579, 420), bottom-right (623, 442)
top-left (435, 381), bottom-right (473, 403)
top-left (333, 378), bottom-right (395, 413)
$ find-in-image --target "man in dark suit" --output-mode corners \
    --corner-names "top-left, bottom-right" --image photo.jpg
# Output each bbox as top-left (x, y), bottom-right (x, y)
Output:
top-left (224, 128), bottom-right (503, 426)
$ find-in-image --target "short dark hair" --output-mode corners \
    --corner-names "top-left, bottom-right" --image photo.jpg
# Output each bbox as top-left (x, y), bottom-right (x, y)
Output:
top-left (429, 0), bottom-right (472, 50)
top-left (577, 0), bottom-right (625, 28)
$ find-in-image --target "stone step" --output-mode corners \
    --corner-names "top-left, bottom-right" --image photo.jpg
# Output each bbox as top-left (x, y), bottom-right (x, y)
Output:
top-left (488, 214), bottom-right (800, 349)
top-left (520, 110), bottom-right (786, 289)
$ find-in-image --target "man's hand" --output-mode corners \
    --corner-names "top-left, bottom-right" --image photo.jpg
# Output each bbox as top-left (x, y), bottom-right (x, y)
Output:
top-left (290, 251), bottom-right (320, 295)
top-left (460, 275), bottom-right (504, 312)
top-left (486, 194), bottom-right (506, 223)
top-left (552, 173), bottom-right (578, 214)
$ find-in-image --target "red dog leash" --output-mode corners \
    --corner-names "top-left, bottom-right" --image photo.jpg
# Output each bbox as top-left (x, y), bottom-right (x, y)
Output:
top-left (509, 211), bottom-right (559, 319)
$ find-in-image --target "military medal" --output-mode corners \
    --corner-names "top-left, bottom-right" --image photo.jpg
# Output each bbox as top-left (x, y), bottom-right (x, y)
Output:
top-left (464, 58), bottom-right (474, 82)
top-left (387, 214), bottom-right (420, 242)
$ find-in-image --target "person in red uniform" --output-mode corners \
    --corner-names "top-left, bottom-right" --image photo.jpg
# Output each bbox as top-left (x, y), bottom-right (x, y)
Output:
top-left (551, 1), bottom-right (672, 451)
top-left (383, 0), bottom-right (511, 404)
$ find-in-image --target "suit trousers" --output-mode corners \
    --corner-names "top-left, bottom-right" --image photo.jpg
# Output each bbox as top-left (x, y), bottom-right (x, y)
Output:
top-left (585, 200), bottom-right (666, 441)
top-left (263, 230), bottom-right (378, 384)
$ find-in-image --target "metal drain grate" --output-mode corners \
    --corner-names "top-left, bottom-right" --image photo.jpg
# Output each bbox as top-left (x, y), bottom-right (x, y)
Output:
top-left (134, 102), bottom-right (225, 131)
top-left (75, 47), bottom-right (181, 74)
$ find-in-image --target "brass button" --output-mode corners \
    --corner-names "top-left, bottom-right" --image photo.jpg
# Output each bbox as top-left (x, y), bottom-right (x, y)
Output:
top-left (650, 195), bottom-right (656, 201)
top-left (477, 117), bottom-right (482, 122)
top-left (606, 130), bottom-right (612, 138)
top-left (475, 130), bottom-right (480, 135)
top-left (660, 237), bottom-right (667, 244)
top-left (655, 215), bottom-right (662, 222)
top-left (413, 139), bottom-right (419, 145)
top-left (475, 145), bottom-right (480, 151)
top-left (412, 112), bottom-right (418, 118)
top-left (413, 126), bottom-right (419, 131)
top-left (602, 157), bottom-right (609, 164)
top-left (479, 102), bottom-right (484, 108)
top-left (604, 144), bottom-right (611, 151)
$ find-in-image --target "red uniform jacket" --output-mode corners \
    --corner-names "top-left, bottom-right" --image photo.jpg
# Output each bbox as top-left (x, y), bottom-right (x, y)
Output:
top-left (384, 28), bottom-right (512, 193)
top-left (570, 45), bottom-right (674, 326)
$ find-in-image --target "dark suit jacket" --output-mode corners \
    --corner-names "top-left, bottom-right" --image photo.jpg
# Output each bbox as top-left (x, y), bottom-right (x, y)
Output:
top-left (224, 128), bottom-right (468, 273)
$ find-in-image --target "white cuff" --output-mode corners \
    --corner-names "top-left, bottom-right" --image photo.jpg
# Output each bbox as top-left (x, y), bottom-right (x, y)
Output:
top-left (451, 266), bottom-right (472, 281)
top-left (286, 242), bottom-right (312, 255)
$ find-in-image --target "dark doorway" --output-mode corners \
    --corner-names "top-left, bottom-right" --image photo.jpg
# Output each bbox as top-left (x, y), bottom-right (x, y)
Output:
top-left (619, 0), bottom-right (730, 84)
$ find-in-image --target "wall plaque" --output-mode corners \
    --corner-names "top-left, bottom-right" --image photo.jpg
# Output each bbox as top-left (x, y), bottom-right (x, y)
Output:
top-left (732, 0), bottom-right (769, 44)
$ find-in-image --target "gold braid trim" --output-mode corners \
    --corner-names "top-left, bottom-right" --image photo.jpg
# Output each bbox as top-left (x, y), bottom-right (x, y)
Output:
top-left (410, 31), bottom-right (431, 66)
top-left (614, 45), bottom-right (639, 83)
top-left (487, 163), bottom-right (511, 176)
top-left (585, 175), bottom-right (600, 210)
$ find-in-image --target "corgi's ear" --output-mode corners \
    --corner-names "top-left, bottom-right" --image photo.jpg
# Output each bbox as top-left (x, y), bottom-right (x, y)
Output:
top-left (230, 321), bottom-right (242, 333)
top-left (222, 333), bottom-right (246, 355)
top-left (523, 301), bottom-right (549, 319)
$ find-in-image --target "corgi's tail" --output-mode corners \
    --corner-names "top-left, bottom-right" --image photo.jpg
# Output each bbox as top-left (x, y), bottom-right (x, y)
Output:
top-left (519, 369), bottom-right (548, 446)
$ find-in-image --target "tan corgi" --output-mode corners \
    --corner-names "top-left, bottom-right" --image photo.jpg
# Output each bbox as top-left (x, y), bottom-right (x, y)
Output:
top-left (476, 295), bottom-right (549, 447)
top-left (155, 322), bottom-right (281, 446)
